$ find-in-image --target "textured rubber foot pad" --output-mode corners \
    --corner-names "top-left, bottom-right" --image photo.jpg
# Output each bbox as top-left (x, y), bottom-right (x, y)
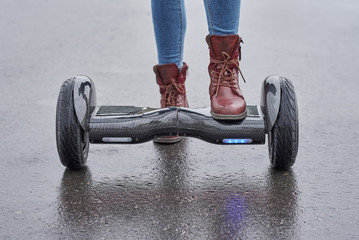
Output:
top-left (97, 106), bottom-right (143, 116)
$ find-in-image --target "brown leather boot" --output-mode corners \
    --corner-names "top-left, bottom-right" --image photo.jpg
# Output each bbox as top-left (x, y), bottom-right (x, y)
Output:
top-left (153, 62), bottom-right (189, 143)
top-left (206, 34), bottom-right (247, 120)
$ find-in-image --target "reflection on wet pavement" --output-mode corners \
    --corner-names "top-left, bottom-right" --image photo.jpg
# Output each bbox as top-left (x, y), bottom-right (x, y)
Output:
top-left (58, 140), bottom-right (299, 240)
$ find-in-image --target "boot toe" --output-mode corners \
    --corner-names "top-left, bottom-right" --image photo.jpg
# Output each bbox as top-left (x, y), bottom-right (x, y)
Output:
top-left (211, 97), bottom-right (246, 115)
top-left (211, 97), bottom-right (247, 120)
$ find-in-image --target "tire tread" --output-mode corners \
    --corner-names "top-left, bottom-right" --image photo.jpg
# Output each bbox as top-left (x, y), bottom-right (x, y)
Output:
top-left (270, 77), bottom-right (299, 169)
top-left (56, 79), bottom-right (88, 169)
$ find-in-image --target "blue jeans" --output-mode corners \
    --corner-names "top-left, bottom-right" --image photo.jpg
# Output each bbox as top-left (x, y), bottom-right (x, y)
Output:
top-left (151, 0), bottom-right (241, 68)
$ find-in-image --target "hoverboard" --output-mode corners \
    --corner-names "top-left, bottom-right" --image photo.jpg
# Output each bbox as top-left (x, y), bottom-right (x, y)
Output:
top-left (56, 75), bottom-right (298, 170)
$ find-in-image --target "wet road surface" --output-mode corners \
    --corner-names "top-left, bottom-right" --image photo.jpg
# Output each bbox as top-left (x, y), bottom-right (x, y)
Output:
top-left (1, 0), bottom-right (359, 239)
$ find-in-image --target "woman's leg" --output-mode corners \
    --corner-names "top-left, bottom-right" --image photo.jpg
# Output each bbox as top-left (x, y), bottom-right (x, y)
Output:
top-left (203, 0), bottom-right (247, 120)
top-left (151, 0), bottom-right (186, 68)
top-left (151, 0), bottom-right (189, 143)
top-left (203, 0), bottom-right (241, 36)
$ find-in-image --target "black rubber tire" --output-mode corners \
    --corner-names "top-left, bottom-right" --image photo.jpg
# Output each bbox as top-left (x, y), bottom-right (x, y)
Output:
top-left (56, 78), bottom-right (89, 169)
top-left (268, 77), bottom-right (299, 170)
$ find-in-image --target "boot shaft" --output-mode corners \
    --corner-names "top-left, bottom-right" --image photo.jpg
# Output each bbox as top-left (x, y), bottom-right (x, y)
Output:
top-left (206, 34), bottom-right (242, 61)
top-left (206, 35), bottom-right (244, 98)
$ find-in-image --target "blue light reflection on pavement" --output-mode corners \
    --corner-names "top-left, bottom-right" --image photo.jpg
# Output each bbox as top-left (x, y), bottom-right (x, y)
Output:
top-left (224, 195), bottom-right (247, 237)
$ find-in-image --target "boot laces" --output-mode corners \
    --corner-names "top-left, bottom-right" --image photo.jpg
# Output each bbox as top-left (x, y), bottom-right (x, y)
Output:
top-left (160, 82), bottom-right (185, 107)
top-left (210, 52), bottom-right (246, 97)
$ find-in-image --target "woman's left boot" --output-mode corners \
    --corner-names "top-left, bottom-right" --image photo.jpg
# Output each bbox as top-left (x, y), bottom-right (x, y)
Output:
top-left (153, 62), bottom-right (189, 143)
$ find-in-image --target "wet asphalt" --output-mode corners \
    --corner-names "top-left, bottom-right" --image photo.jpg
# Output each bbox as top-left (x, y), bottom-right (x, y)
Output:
top-left (1, 0), bottom-right (359, 239)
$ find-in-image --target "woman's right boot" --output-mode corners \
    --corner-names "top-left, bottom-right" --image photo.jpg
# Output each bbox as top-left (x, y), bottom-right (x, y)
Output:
top-left (153, 62), bottom-right (189, 143)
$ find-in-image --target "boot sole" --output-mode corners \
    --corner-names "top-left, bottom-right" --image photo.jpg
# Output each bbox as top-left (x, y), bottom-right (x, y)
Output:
top-left (211, 110), bottom-right (247, 120)
top-left (153, 136), bottom-right (183, 144)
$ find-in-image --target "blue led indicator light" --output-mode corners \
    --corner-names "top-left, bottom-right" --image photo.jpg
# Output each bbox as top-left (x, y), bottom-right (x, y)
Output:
top-left (223, 138), bottom-right (253, 144)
